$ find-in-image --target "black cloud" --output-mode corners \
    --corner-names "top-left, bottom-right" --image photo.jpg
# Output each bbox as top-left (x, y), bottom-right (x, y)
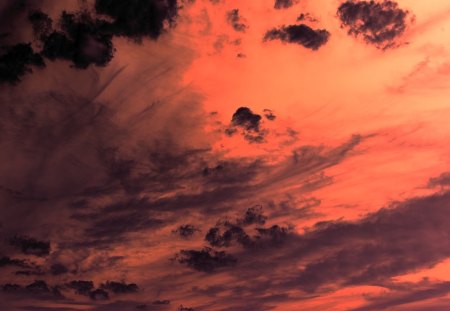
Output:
top-left (264, 24), bottom-right (330, 50)
top-left (100, 281), bottom-right (139, 294)
top-left (94, 0), bottom-right (178, 40)
top-left (0, 43), bottom-right (45, 84)
top-left (9, 236), bottom-right (50, 257)
top-left (174, 224), bottom-right (200, 237)
top-left (226, 9), bottom-right (248, 32)
top-left (226, 107), bottom-right (267, 143)
top-left (177, 247), bottom-right (237, 272)
top-left (67, 280), bottom-right (95, 296)
top-left (274, 0), bottom-right (294, 10)
top-left (41, 11), bottom-right (114, 69)
top-left (337, 0), bottom-right (412, 49)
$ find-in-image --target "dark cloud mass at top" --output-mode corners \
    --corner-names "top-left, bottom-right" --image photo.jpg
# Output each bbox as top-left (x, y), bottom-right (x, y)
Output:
top-left (264, 24), bottom-right (330, 50)
top-left (337, 0), bottom-right (412, 49)
top-left (94, 0), bottom-right (178, 40)
top-left (0, 0), bottom-right (181, 83)
top-left (41, 11), bottom-right (114, 69)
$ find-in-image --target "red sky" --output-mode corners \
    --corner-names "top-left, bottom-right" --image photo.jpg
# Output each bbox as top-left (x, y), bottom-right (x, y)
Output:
top-left (1, 0), bottom-right (450, 310)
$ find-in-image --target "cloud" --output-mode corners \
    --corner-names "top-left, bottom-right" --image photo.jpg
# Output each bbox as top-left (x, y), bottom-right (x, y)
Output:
top-left (274, 0), bottom-right (295, 10)
top-left (276, 191), bottom-right (450, 292)
top-left (337, 0), bottom-right (413, 49)
top-left (100, 281), bottom-right (139, 294)
top-left (226, 9), bottom-right (248, 32)
top-left (89, 288), bottom-right (109, 300)
top-left (352, 281), bottom-right (450, 310)
top-left (40, 11), bottom-right (114, 69)
top-left (0, 43), bottom-right (45, 84)
top-left (0, 256), bottom-right (31, 269)
top-left (94, 0), bottom-right (178, 40)
top-left (176, 247), bottom-right (237, 272)
top-left (226, 107), bottom-right (268, 143)
top-left (237, 205), bottom-right (267, 226)
top-left (9, 236), bottom-right (50, 257)
top-left (28, 10), bottom-right (53, 40)
top-left (428, 171), bottom-right (450, 188)
top-left (67, 280), bottom-right (94, 296)
top-left (1, 280), bottom-right (63, 299)
top-left (263, 109), bottom-right (276, 121)
top-left (263, 24), bottom-right (330, 50)
top-left (173, 224), bottom-right (200, 237)
top-left (205, 224), bottom-right (252, 248)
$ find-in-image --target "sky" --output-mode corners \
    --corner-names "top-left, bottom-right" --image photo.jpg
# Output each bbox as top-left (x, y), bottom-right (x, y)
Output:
top-left (1, 0), bottom-right (450, 310)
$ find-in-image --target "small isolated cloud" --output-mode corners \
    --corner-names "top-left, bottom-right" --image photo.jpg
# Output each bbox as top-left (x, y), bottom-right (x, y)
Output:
top-left (263, 109), bottom-right (276, 121)
top-left (263, 24), bottom-right (330, 50)
top-left (297, 13), bottom-right (318, 23)
top-left (226, 9), bottom-right (248, 32)
top-left (274, 0), bottom-right (295, 10)
top-left (226, 107), bottom-right (268, 143)
top-left (337, 0), bottom-right (413, 49)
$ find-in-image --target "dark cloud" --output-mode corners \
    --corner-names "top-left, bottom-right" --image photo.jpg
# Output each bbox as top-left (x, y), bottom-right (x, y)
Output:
top-left (238, 205), bottom-right (267, 226)
top-left (67, 280), bottom-right (94, 296)
top-left (2, 283), bottom-right (22, 292)
top-left (178, 305), bottom-right (194, 311)
top-left (0, 256), bottom-right (30, 268)
top-left (231, 107), bottom-right (261, 131)
top-left (1, 280), bottom-right (64, 300)
top-left (41, 11), bottom-right (114, 69)
top-left (89, 288), bottom-right (109, 300)
top-left (173, 224), bottom-right (200, 237)
top-left (177, 247), bottom-right (237, 272)
top-left (100, 281), bottom-right (138, 294)
top-left (9, 236), bottom-right (50, 257)
top-left (352, 281), bottom-right (450, 310)
top-left (26, 280), bottom-right (50, 293)
top-left (202, 159), bottom-right (262, 185)
top-left (226, 9), bottom-right (248, 32)
top-left (263, 109), bottom-right (276, 121)
top-left (296, 13), bottom-right (318, 23)
top-left (94, 0), bottom-right (178, 40)
top-left (264, 24), bottom-right (330, 50)
top-left (428, 171), bottom-right (450, 188)
top-left (274, 0), bottom-right (294, 10)
top-left (226, 107), bottom-right (267, 143)
top-left (255, 225), bottom-right (290, 243)
top-left (278, 191), bottom-right (450, 292)
top-left (337, 0), bottom-right (412, 49)
top-left (0, 43), bottom-right (45, 84)
top-left (28, 10), bottom-right (53, 40)
top-left (153, 299), bottom-right (170, 304)
top-left (81, 210), bottom-right (164, 241)
top-left (205, 225), bottom-right (252, 248)
top-left (50, 263), bottom-right (69, 275)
